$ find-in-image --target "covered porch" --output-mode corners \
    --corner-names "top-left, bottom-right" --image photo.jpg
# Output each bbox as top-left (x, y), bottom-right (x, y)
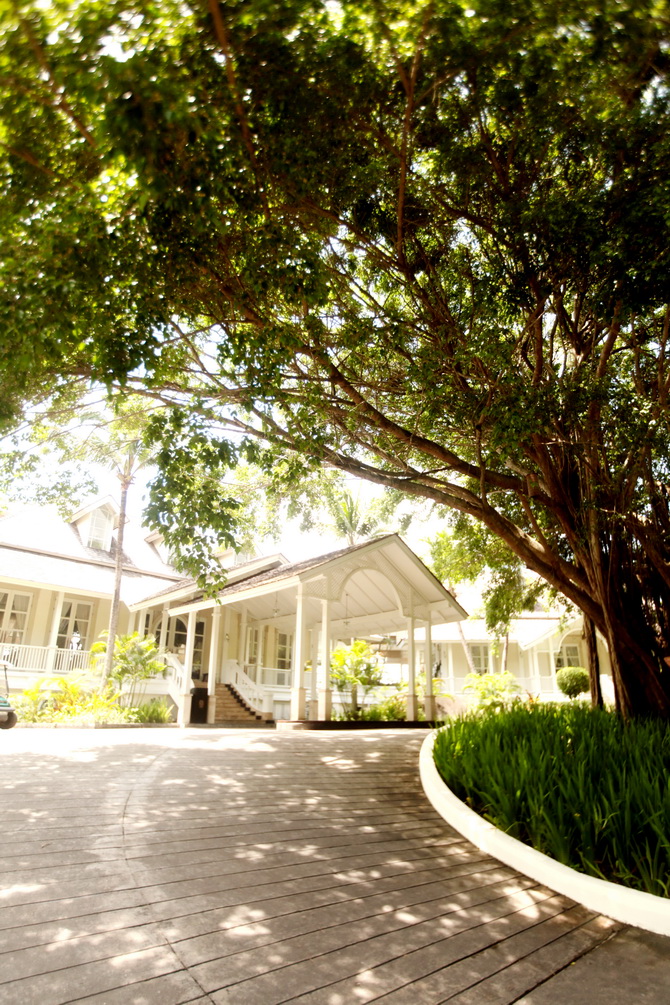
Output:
top-left (132, 535), bottom-right (467, 725)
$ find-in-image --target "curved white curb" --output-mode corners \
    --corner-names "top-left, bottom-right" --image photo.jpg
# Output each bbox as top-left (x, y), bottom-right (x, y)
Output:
top-left (419, 731), bottom-right (670, 936)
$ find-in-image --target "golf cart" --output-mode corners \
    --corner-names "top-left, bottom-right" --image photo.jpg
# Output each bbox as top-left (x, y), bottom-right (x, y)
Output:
top-left (0, 659), bottom-right (17, 729)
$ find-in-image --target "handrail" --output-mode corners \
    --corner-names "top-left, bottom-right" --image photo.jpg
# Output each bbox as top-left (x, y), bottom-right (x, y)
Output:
top-left (229, 664), bottom-right (267, 712)
top-left (163, 652), bottom-right (191, 700)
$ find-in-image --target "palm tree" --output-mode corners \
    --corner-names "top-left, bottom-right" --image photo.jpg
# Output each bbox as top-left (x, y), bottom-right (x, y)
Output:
top-left (74, 405), bottom-right (153, 686)
top-left (327, 489), bottom-right (385, 546)
top-left (14, 396), bottom-right (154, 685)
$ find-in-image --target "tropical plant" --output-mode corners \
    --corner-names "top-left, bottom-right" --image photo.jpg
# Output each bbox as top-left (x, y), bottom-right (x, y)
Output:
top-left (131, 697), bottom-right (174, 723)
top-left (92, 632), bottom-right (165, 705)
top-left (463, 672), bottom-right (520, 710)
top-left (330, 640), bottom-right (384, 719)
top-left (21, 674), bottom-right (130, 724)
top-left (556, 667), bottom-right (591, 700)
top-left (13, 680), bottom-right (54, 722)
top-left (366, 690), bottom-right (408, 721)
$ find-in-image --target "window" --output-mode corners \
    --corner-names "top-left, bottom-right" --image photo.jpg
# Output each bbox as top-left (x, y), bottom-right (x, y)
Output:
top-left (468, 643), bottom-right (490, 673)
top-left (57, 600), bottom-right (93, 650)
top-left (157, 617), bottom-right (205, 672)
top-left (246, 626), bottom-right (260, 665)
top-left (555, 643), bottom-right (581, 669)
top-left (276, 632), bottom-right (293, 670)
top-left (87, 508), bottom-right (113, 550)
top-left (0, 590), bottom-right (32, 645)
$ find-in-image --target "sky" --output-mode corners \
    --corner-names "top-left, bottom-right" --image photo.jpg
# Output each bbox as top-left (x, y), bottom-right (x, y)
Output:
top-left (94, 465), bottom-right (444, 566)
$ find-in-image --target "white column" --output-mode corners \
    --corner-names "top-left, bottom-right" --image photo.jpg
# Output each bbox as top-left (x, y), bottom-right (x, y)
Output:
top-left (158, 606), bottom-right (169, 651)
top-left (207, 607), bottom-right (221, 723)
top-left (317, 598), bottom-right (332, 720)
top-left (261, 624), bottom-right (274, 719)
top-left (254, 624), bottom-right (262, 683)
top-left (424, 618), bottom-right (436, 721)
top-left (47, 591), bottom-right (64, 671)
top-left (237, 609), bottom-right (247, 667)
top-left (178, 610), bottom-right (197, 726)
top-left (406, 615), bottom-right (417, 720)
top-left (309, 629), bottom-right (318, 720)
top-left (221, 607), bottom-right (230, 682)
top-left (447, 641), bottom-right (455, 695)
top-left (290, 586), bottom-right (306, 720)
top-left (547, 634), bottom-right (556, 694)
top-left (532, 648), bottom-right (541, 694)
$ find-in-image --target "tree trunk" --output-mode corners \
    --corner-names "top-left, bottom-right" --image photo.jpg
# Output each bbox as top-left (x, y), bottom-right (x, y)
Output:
top-left (457, 620), bottom-right (477, 675)
top-left (100, 478), bottom-right (129, 688)
top-left (583, 617), bottom-right (602, 709)
top-left (605, 621), bottom-right (670, 720)
top-left (579, 513), bottom-right (670, 719)
top-left (501, 633), bottom-right (509, 674)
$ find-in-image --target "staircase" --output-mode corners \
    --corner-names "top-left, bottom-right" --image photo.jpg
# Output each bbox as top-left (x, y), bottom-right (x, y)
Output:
top-left (213, 683), bottom-right (274, 727)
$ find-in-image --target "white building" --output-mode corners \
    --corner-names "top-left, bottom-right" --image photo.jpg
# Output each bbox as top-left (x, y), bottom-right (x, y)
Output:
top-left (399, 613), bottom-right (613, 711)
top-left (0, 497), bottom-right (181, 682)
top-left (0, 498), bottom-right (467, 723)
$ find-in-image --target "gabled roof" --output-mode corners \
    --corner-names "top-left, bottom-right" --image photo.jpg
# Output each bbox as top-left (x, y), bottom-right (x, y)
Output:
top-left (0, 500), bottom-right (181, 600)
top-left (69, 495), bottom-right (120, 524)
top-left (134, 535), bottom-right (467, 636)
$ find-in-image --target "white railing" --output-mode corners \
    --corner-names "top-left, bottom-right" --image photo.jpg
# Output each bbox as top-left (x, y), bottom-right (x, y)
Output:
top-left (254, 665), bottom-right (292, 688)
top-left (243, 664), bottom-right (316, 690)
top-left (225, 661), bottom-right (267, 712)
top-left (0, 644), bottom-right (94, 674)
top-left (163, 652), bottom-right (189, 697)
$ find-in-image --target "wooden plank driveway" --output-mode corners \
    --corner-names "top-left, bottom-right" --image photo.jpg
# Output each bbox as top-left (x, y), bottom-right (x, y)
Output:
top-left (0, 727), bottom-right (618, 1004)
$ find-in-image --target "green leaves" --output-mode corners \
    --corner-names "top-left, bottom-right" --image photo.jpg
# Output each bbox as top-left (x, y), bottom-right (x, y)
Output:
top-left (330, 639), bottom-right (384, 717)
top-left (143, 408), bottom-right (242, 590)
top-left (4, 0), bottom-right (670, 712)
top-left (434, 703), bottom-right (670, 896)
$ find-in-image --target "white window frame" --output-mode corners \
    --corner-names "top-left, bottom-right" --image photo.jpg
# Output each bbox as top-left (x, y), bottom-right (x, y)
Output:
top-left (0, 589), bottom-right (32, 646)
top-left (158, 617), bottom-right (205, 670)
top-left (276, 631), bottom-right (293, 670)
top-left (87, 508), bottom-right (113, 551)
top-left (555, 643), bottom-right (581, 669)
top-left (57, 599), bottom-right (93, 650)
top-left (468, 643), bottom-right (490, 674)
top-left (246, 626), bottom-right (260, 665)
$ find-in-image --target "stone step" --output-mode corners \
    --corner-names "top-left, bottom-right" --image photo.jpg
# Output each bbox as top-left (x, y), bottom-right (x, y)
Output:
top-left (212, 683), bottom-right (271, 725)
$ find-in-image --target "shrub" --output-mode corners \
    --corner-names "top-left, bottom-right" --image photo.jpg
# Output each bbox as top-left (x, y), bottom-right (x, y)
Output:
top-left (463, 671), bottom-right (519, 709)
top-left (361, 692), bottom-right (407, 721)
top-left (14, 681), bottom-right (53, 722)
top-left (131, 698), bottom-right (174, 723)
top-left (17, 674), bottom-right (131, 724)
top-left (433, 703), bottom-right (670, 896)
top-left (556, 666), bottom-right (590, 699)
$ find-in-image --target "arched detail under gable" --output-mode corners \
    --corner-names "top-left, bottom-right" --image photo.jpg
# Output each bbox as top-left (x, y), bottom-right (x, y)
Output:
top-left (336, 565), bottom-right (405, 618)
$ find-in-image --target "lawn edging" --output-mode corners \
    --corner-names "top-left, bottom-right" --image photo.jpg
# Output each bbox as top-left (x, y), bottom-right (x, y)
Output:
top-left (276, 720), bottom-right (432, 730)
top-left (419, 730), bottom-right (670, 936)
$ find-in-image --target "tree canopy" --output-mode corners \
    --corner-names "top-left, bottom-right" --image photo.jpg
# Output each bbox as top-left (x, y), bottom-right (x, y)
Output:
top-left (2, 0), bottom-right (670, 716)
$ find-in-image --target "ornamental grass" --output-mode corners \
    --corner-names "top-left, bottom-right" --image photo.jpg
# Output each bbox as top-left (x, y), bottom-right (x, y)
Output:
top-left (433, 703), bottom-right (670, 897)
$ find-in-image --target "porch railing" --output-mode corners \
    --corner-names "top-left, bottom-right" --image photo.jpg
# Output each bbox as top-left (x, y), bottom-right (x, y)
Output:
top-left (0, 643), bottom-right (94, 674)
top-left (244, 664), bottom-right (314, 690)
